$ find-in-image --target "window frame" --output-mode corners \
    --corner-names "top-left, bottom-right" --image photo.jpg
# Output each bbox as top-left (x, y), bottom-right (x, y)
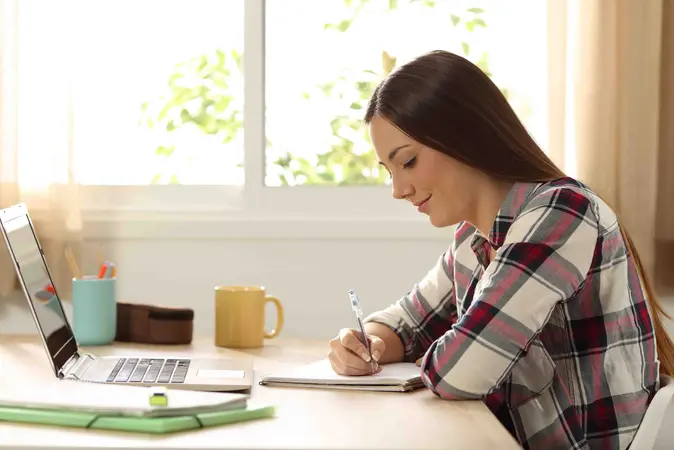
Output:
top-left (16, 0), bottom-right (547, 241)
top-left (64, 0), bottom-right (436, 238)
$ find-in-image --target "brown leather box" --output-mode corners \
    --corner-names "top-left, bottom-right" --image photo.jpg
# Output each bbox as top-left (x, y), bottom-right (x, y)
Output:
top-left (115, 302), bottom-right (194, 345)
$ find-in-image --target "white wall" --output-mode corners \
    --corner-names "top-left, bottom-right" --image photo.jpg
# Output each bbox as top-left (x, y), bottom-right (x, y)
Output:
top-left (3, 220), bottom-right (673, 342)
top-left (0, 231), bottom-right (451, 340)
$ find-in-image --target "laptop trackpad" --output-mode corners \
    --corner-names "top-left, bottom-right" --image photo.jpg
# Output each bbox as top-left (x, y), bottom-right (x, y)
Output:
top-left (197, 369), bottom-right (246, 379)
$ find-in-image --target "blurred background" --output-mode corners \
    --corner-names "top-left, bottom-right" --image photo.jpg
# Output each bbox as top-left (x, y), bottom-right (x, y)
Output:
top-left (0, 0), bottom-right (672, 339)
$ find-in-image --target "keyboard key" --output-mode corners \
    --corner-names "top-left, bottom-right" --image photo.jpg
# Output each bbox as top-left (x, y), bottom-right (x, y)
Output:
top-left (170, 371), bottom-right (188, 383)
top-left (113, 358), bottom-right (126, 370)
top-left (143, 360), bottom-right (165, 383)
top-left (106, 358), bottom-right (126, 382)
top-left (171, 367), bottom-right (188, 376)
top-left (128, 361), bottom-right (150, 382)
top-left (157, 362), bottom-right (176, 384)
top-left (114, 358), bottom-right (139, 382)
top-left (170, 360), bottom-right (190, 383)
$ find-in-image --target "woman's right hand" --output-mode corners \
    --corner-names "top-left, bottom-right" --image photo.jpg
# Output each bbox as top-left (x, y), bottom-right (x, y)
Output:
top-left (328, 328), bottom-right (386, 376)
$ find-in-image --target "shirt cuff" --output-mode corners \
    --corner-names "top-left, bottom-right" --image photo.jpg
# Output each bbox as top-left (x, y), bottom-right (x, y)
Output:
top-left (364, 311), bottom-right (420, 363)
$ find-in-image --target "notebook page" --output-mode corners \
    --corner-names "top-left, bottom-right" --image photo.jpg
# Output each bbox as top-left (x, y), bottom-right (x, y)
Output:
top-left (264, 359), bottom-right (421, 385)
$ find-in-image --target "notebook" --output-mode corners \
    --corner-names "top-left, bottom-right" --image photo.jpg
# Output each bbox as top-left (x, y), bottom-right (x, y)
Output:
top-left (0, 379), bottom-right (248, 418)
top-left (259, 359), bottom-right (424, 392)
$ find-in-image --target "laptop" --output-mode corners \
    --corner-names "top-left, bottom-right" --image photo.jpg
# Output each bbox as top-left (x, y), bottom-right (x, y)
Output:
top-left (0, 203), bottom-right (253, 392)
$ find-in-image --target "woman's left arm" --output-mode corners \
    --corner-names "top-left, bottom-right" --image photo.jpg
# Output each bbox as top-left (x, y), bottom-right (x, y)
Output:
top-left (419, 187), bottom-right (599, 400)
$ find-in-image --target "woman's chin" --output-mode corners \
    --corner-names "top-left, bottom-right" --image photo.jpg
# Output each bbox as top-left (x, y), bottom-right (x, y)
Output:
top-left (428, 214), bottom-right (454, 228)
top-left (428, 215), bottom-right (447, 228)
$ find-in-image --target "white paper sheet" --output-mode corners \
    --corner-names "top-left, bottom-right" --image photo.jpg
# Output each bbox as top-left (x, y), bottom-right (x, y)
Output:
top-left (260, 358), bottom-right (422, 386)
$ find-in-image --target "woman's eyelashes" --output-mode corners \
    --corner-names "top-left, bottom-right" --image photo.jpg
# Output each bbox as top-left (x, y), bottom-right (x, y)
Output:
top-left (403, 156), bottom-right (417, 169)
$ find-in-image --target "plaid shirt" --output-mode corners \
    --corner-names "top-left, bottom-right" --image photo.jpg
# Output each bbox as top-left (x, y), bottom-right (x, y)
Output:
top-left (366, 178), bottom-right (659, 450)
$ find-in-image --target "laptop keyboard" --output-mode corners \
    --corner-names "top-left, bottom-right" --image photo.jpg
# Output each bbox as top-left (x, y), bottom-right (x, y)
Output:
top-left (106, 358), bottom-right (191, 384)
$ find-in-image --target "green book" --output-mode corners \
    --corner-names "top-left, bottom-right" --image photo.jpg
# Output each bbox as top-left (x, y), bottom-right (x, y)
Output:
top-left (0, 403), bottom-right (276, 434)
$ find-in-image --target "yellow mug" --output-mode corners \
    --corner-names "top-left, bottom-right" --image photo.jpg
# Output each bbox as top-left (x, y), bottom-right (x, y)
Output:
top-left (214, 286), bottom-right (284, 348)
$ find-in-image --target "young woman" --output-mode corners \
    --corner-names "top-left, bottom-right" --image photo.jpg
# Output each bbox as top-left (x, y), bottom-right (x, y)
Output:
top-left (327, 50), bottom-right (674, 450)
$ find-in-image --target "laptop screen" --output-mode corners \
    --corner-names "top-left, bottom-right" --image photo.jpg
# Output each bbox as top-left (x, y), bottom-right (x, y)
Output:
top-left (0, 207), bottom-right (78, 375)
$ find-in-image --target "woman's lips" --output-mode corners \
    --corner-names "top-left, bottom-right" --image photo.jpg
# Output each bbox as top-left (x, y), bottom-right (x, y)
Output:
top-left (417, 196), bottom-right (431, 213)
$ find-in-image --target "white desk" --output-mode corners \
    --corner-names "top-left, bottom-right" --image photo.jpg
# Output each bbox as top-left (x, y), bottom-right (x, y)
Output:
top-left (0, 335), bottom-right (521, 450)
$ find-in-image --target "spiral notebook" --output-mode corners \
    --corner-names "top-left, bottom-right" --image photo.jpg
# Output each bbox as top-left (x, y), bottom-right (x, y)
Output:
top-left (259, 359), bottom-right (424, 392)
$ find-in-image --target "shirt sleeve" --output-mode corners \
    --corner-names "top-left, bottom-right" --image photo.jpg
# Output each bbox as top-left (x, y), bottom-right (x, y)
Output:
top-left (420, 187), bottom-right (599, 400)
top-left (364, 246), bottom-right (458, 363)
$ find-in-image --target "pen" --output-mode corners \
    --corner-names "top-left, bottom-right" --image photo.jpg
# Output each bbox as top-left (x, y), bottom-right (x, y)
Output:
top-left (104, 262), bottom-right (116, 278)
top-left (98, 263), bottom-right (107, 279)
top-left (98, 261), bottom-right (116, 279)
top-left (64, 246), bottom-right (82, 279)
top-left (348, 289), bottom-right (376, 373)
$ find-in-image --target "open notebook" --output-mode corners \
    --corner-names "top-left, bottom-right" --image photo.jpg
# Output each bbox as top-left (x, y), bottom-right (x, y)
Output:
top-left (259, 359), bottom-right (424, 392)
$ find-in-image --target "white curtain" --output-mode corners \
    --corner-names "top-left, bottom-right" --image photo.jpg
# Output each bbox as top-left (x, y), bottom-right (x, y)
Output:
top-left (547, 0), bottom-right (673, 290)
top-left (655, 0), bottom-right (674, 291)
top-left (0, 0), bottom-right (83, 299)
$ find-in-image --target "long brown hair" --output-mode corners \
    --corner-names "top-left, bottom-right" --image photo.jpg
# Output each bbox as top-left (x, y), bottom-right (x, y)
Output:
top-left (364, 49), bottom-right (674, 376)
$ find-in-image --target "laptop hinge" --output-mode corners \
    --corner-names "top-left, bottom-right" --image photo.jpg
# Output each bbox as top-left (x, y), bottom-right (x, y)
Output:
top-left (58, 352), bottom-right (93, 380)
top-left (58, 352), bottom-right (80, 378)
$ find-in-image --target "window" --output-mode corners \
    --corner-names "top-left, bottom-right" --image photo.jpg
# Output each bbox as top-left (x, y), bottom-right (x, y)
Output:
top-left (18, 0), bottom-right (244, 187)
top-left (265, 0), bottom-right (548, 188)
top-left (16, 0), bottom-right (548, 220)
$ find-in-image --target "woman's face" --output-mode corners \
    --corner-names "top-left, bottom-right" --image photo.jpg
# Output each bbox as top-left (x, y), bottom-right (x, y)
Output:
top-left (369, 115), bottom-right (479, 228)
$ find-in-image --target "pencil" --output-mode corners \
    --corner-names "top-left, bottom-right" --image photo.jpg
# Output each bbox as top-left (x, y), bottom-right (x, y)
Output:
top-left (64, 247), bottom-right (82, 279)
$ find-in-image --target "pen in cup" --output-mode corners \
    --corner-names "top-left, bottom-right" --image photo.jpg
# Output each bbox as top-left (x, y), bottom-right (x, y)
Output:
top-left (347, 289), bottom-right (376, 373)
top-left (64, 246), bottom-right (82, 279)
top-left (98, 261), bottom-right (116, 279)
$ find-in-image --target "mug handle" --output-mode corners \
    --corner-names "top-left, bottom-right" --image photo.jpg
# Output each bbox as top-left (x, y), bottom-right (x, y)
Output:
top-left (264, 295), bottom-right (284, 339)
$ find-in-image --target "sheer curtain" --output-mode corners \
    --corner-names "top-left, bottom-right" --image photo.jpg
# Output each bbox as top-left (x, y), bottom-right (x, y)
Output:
top-left (656, 0), bottom-right (674, 293)
top-left (0, 0), bottom-right (83, 300)
top-left (547, 0), bottom-right (674, 292)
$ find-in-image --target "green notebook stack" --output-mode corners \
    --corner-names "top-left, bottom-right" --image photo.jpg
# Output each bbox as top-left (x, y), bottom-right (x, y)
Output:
top-left (0, 380), bottom-right (275, 434)
top-left (0, 403), bottom-right (276, 434)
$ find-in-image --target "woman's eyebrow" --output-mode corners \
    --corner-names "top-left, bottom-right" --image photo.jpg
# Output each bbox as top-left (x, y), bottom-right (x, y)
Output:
top-left (387, 144), bottom-right (410, 162)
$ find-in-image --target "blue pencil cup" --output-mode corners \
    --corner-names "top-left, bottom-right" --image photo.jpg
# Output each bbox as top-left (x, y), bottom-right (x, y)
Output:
top-left (72, 276), bottom-right (117, 346)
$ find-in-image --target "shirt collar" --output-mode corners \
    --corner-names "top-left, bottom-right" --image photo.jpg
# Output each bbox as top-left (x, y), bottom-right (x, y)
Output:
top-left (470, 181), bottom-right (541, 253)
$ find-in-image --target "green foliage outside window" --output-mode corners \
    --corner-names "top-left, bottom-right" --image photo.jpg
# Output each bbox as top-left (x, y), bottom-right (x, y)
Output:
top-left (139, 0), bottom-right (500, 185)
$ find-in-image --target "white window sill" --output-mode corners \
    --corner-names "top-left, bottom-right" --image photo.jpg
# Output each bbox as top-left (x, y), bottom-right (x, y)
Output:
top-left (79, 214), bottom-right (454, 240)
top-left (26, 185), bottom-right (455, 240)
